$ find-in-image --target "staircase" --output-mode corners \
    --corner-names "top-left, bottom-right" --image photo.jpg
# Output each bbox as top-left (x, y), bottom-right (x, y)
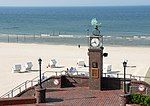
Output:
top-left (0, 71), bottom-right (62, 98)
top-left (1, 70), bottom-right (150, 98)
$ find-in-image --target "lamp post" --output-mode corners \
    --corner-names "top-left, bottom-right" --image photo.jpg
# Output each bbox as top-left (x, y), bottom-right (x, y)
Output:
top-left (120, 60), bottom-right (136, 106)
top-left (122, 59), bottom-right (128, 94)
top-left (36, 58), bottom-right (46, 104)
top-left (38, 58), bottom-right (42, 89)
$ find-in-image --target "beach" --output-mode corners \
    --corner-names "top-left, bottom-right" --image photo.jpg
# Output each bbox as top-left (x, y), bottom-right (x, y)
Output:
top-left (0, 42), bottom-right (150, 95)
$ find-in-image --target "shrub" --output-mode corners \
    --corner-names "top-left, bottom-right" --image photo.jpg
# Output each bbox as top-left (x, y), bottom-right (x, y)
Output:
top-left (129, 94), bottom-right (150, 106)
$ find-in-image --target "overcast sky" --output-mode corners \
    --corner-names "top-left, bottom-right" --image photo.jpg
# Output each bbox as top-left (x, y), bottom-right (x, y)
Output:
top-left (0, 0), bottom-right (150, 7)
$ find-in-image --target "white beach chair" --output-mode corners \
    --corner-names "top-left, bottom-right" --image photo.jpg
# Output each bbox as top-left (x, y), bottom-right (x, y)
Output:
top-left (77, 59), bottom-right (86, 67)
top-left (50, 59), bottom-right (57, 68)
top-left (24, 61), bottom-right (33, 71)
top-left (80, 72), bottom-right (89, 76)
top-left (12, 64), bottom-right (22, 73)
top-left (67, 67), bottom-right (77, 75)
top-left (103, 64), bottom-right (112, 73)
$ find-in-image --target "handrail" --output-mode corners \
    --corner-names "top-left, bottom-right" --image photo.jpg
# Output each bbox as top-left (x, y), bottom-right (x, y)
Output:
top-left (0, 80), bottom-right (38, 98)
top-left (1, 70), bottom-right (150, 98)
top-left (102, 72), bottom-right (150, 81)
top-left (0, 71), bottom-right (63, 98)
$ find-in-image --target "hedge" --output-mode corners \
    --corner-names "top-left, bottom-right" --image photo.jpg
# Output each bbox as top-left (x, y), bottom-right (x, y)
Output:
top-left (129, 94), bottom-right (150, 106)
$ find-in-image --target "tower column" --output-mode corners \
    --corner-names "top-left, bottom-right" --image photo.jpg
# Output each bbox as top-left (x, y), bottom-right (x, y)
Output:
top-left (88, 48), bottom-right (103, 90)
top-left (88, 18), bottom-right (103, 90)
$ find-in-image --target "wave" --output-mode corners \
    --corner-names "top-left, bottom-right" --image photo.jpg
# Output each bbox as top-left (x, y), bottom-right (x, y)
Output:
top-left (59, 35), bottom-right (74, 37)
top-left (0, 33), bottom-right (150, 40)
top-left (41, 34), bottom-right (50, 37)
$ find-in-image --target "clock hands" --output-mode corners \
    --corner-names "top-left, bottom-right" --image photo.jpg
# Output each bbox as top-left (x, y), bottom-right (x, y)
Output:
top-left (91, 38), bottom-right (100, 47)
top-left (91, 40), bottom-right (96, 44)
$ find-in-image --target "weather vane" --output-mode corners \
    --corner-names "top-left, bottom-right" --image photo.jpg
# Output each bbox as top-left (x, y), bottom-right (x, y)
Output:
top-left (91, 18), bottom-right (102, 36)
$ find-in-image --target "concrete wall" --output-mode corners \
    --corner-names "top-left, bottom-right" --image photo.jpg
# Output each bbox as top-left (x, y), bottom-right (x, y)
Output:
top-left (130, 80), bottom-right (150, 95)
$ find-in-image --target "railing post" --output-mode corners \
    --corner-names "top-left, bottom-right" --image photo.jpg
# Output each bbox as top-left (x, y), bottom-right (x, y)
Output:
top-left (55, 72), bottom-right (57, 76)
top-left (17, 35), bottom-right (18, 43)
top-left (25, 81), bottom-right (27, 89)
top-left (34, 34), bottom-right (35, 40)
top-left (139, 76), bottom-right (141, 81)
top-left (11, 90), bottom-right (13, 97)
top-left (32, 80), bottom-right (34, 87)
top-left (24, 35), bottom-right (26, 42)
top-left (117, 74), bottom-right (119, 78)
top-left (130, 74), bottom-right (132, 79)
top-left (19, 87), bottom-right (21, 93)
top-left (43, 73), bottom-right (45, 78)
top-left (8, 35), bottom-right (9, 43)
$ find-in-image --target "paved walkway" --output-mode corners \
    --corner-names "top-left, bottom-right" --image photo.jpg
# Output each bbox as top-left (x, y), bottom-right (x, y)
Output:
top-left (15, 87), bottom-right (123, 106)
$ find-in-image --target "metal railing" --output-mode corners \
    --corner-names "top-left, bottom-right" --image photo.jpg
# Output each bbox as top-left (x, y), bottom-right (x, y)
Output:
top-left (103, 72), bottom-right (150, 82)
top-left (1, 70), bottom-right (150, 98)
top-left (1, 80), bottom-right (38, 98)
top-left (0, 34), bottom-right (89, 46)
top-left (0, 71), bottom-right (64, 98)
top-left (0, 70), bottom-right (89, 98)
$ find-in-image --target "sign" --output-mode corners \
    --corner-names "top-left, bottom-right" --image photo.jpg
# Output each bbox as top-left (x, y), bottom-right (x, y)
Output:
top-left (138, 85), bottom-right (146, 92)
top-left (53, 79), bottom-right (59, 86)
top-left (91, 68), bottom-right (99, 78)
top-left (92, 62), bottom-right (98, 68)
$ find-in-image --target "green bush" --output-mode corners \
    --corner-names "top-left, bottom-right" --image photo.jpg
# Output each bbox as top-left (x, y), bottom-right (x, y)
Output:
top-left (129, 94), bottom-right (150, 106)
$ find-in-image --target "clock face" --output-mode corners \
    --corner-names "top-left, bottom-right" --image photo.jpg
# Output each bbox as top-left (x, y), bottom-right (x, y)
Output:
top-left (91, 38), bottom-right (100, 47)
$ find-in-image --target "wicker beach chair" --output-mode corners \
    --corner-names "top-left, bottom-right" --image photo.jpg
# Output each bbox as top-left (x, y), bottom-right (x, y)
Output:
top-left (77, 59), bottom-right (86, 67)
top-left (66, 67), bottom-right (77, 75)
top-left (24, 61), bottom-right (33, 71)
top-left (49, 59), bottom-right (57, 68)
top-left (12, 64), bottom-right (22, 73)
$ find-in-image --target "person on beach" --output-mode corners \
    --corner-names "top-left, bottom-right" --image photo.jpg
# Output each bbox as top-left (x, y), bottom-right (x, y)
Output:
top-left (78, 44), bottom-right (80, 48)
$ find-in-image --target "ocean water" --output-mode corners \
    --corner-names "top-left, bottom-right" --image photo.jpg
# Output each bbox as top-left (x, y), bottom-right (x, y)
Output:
top-left (0, 6), bottom-right (150, 46)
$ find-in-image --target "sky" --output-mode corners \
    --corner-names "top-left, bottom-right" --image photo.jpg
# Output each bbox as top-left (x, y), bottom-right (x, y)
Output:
top-left (0, 0), bottom-right (150, 7)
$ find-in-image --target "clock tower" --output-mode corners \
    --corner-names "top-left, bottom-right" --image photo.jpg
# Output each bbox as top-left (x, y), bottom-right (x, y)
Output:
top-left (88, 18), bottom-right (103, 90)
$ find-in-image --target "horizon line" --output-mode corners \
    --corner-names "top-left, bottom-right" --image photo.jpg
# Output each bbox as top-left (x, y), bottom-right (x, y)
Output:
top-left (0, 5), bottom-right (150, 8)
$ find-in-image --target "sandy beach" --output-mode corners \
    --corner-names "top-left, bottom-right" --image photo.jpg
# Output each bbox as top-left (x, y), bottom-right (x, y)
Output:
top-left (0, 42), bottom-right (150, 96)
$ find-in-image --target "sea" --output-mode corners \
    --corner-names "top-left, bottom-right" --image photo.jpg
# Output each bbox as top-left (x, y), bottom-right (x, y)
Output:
top-left (0, 6), bottom-right (150, 46)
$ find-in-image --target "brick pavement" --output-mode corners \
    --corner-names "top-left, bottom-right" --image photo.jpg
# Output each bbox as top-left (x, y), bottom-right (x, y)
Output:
top-left (45, 87), bottom-right (122, 106)
top-left (14, 87), bottom-right (123, 106)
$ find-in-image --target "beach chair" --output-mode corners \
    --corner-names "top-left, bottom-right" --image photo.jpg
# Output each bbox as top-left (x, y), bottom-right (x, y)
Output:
top-left (50, 59), bottom-right (57, 68)
top-left (12, 64), bottom-right (22, 73)
top-left (80, 72), bottom-right (89, 76)
top-left (67, 67), bottom-right (77, 75)
top-left (103, 64), bottom-right (112, 73)
top-left (77, 59), bottom-right (86, 67)
top-left (23, 62), bottom-right (33, 71)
